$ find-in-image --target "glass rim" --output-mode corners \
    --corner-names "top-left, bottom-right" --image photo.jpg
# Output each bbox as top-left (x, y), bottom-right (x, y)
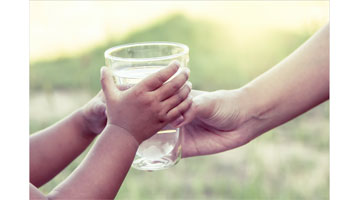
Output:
top-left (104, 41), bottom-right (189, 62)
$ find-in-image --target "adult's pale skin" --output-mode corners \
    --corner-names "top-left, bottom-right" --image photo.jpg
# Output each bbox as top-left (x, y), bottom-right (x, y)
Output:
top-left (180, 24), bottom-right (329, 157)
top-left (30, 62), bottom-right (192, 199)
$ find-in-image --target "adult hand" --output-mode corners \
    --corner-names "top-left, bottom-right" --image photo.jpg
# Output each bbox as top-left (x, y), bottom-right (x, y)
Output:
top-left (180, 24), bottom-right (329, 158)
top-left (180, 89), bottom-right (260, 158)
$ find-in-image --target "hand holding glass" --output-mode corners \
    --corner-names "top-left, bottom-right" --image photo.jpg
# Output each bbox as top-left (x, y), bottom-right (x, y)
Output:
top-left (104, 42), bottom-right (189, 170)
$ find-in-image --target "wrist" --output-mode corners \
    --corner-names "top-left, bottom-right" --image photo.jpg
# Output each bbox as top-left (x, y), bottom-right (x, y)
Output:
top-left (106, 123), bottom-right (141, 146)
top-left (234, 84), bottom-right (278, 121)
top-left (75, 108), bottom-right (99, 137)
top-left (232, 84), bottom-right (280, 143)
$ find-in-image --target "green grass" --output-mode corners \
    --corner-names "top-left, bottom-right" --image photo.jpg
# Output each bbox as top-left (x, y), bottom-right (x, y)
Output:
top-left (30, 14), bottom-right (314, 93)
top-left (30, 13), bottom-right (329, 199)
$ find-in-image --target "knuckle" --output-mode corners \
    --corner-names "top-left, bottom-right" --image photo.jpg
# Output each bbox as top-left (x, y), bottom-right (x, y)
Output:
top-left (171, 82), bottom-right (180, 90)
top-left (154, 93), bottom-right (162, 102)
top-left (157, 112), bottom-right (167, 123)
top-left (156, 73), bottom-right (167, 83)
top-left (141, 96), bottom-right (152, 106)
top-left (134, 90), bottom-right (151, 105)
top-left (172, 109), bottom-right (181, 119)
top-left (177, 92), bottom-right (186, 102)
top-left (154, 74), bottom-right (162, 81)
top-left (133, 87), bottom-right (144, 97)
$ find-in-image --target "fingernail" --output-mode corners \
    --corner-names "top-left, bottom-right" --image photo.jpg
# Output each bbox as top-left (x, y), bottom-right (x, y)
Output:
top-left (185, 67), bottom-right (190, 75)
top-left (170, 60), bottom-right (180, 69)
top-left (187, 81), bottom-right (193, 89)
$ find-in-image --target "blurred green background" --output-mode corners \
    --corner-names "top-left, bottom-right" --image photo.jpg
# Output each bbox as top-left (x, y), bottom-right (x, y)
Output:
top-left (30, 1), bottom-right (329, 199)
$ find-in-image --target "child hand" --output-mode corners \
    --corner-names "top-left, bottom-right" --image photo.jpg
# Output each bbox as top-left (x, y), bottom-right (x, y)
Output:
top-left (79, 83), bottom-right (136, 135)
top-left (100, 61), bottom-right (192, 144)
top-left (80, 91), bottom-right (107, 135)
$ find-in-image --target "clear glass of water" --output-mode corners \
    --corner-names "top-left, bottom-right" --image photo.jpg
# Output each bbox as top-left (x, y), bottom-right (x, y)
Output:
top-left (104, 42), bottom-right (189, 171)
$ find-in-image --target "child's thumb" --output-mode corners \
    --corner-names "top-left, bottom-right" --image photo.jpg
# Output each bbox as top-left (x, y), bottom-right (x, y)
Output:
top-left (100, 67), bottom-right (117, 101)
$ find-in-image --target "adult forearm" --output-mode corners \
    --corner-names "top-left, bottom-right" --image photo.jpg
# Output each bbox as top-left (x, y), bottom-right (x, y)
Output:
top-left (30, 109), bottom-right (96, 187)
top-left (47, 125), bottom-right (138, 199)
top-left (237, 24), bottom-right (329, 139)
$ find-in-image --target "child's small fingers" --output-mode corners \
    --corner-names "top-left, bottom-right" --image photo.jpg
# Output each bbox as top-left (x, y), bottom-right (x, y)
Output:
top-left (137, 61), bottom-right (180, 91)
top-left (170, 115), bottom-right (185, 128)
top-left (162, 82), bottom-right (192, 112)
top-left (166, 96), bottom-right (193, 122)
top-left (174, 103), bottom-right (197, 127)
top-left (100, 67), bottom-right (117, 101)
top-left (93, 101), bottom-right (106, 116)
top-left (157, 68), bottom-right (190, 101)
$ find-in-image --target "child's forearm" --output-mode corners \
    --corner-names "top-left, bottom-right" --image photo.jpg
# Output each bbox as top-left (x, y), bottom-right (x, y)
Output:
top-left (30, 109), bottom-right (97, 187)
top-left (46, 125), bottom-right (138, 199)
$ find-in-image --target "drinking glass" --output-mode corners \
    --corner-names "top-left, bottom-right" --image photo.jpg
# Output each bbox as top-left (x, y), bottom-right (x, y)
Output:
top-left (104, 42), bottom-right (189, 170)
